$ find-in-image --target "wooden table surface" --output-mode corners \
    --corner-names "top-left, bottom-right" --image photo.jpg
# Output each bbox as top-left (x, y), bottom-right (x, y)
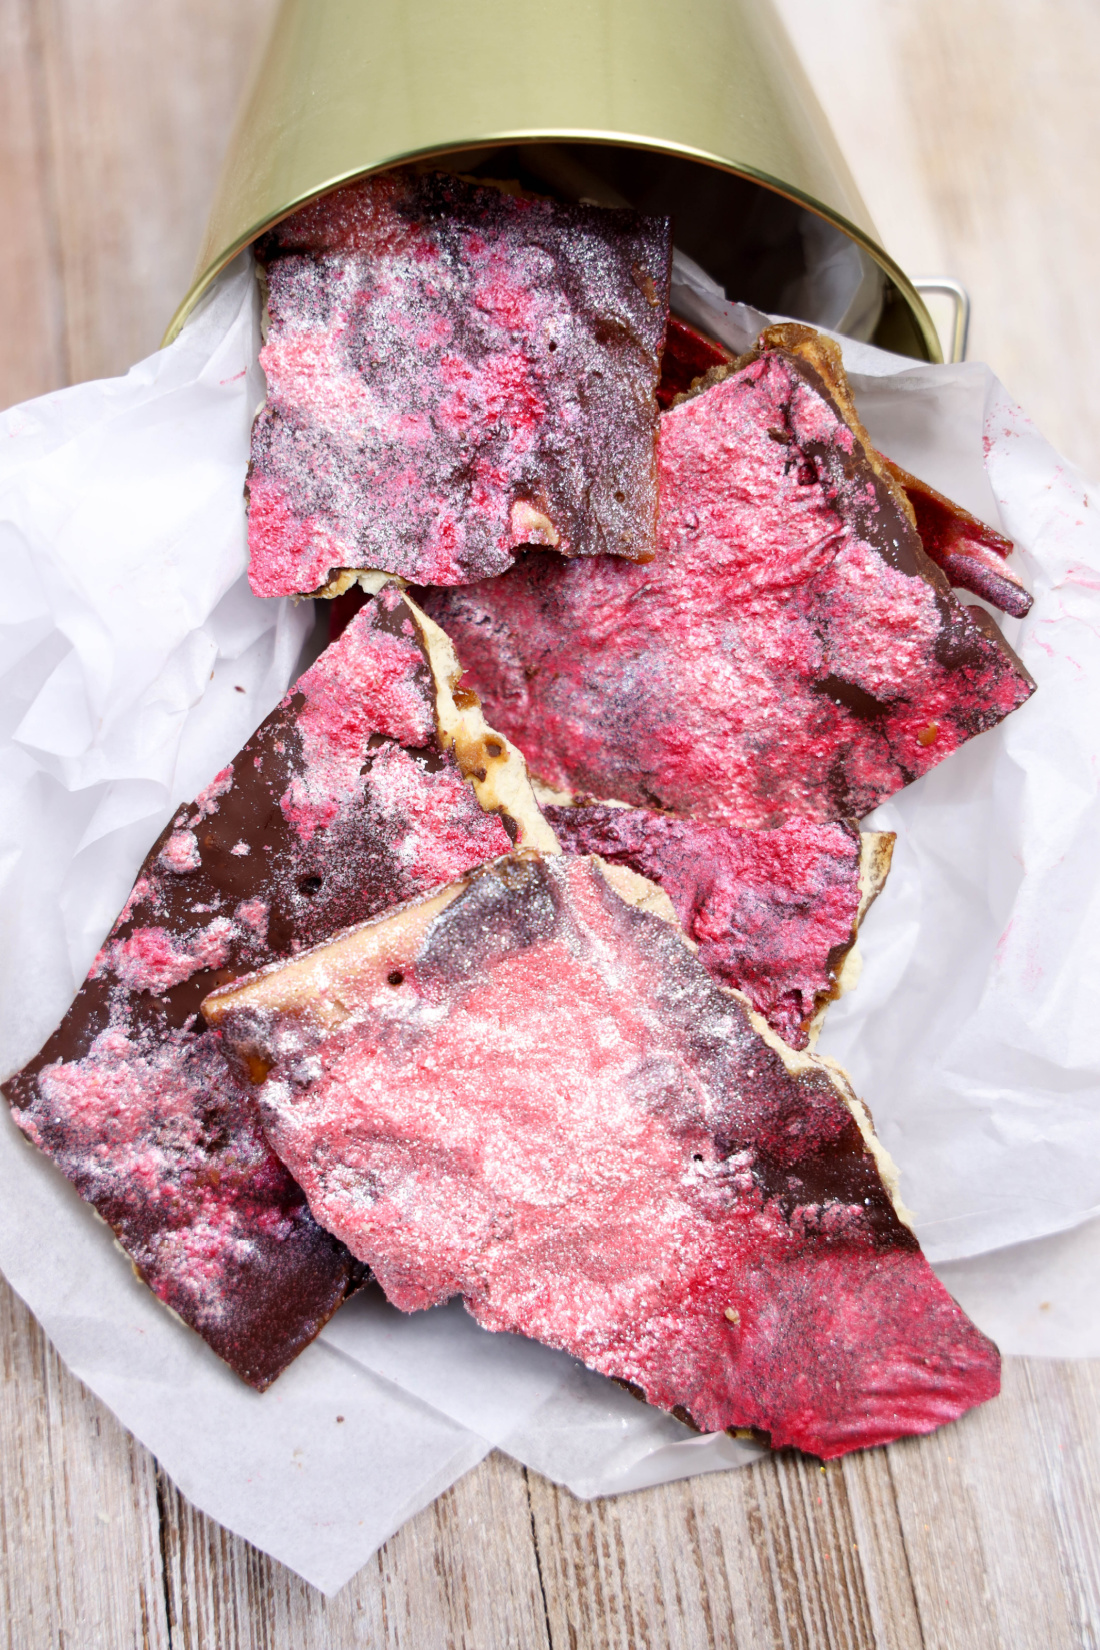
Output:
top-left (2, 3), bottom-right (1098, 1645)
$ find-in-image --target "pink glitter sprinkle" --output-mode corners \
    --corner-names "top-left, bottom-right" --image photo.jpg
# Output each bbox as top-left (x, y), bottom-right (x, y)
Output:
top-left (21, 1027), bottom-right (320, 1335)
top-left (159, 830), bottom-right (201, 874)
top-left (103, 918), bottom-right (235, 994)
top-left (193, 768), bottom-right (234, 822)
top-left (362, 744), bottom-right (511, 888)
top-left (3, 588), bottom-right (525, 1389)
top-left (547, 807), bottom-right (868, 1046)
top-left (235, 899), bottom-right (270, 939)
top-left (116, 876), bottom-right (153, 926)
top-left (280, 592), bottom-right (437, 842)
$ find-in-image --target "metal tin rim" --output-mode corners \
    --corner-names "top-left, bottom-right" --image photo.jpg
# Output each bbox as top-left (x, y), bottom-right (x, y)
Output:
top-left (162, 130), bottom-right (942, 362)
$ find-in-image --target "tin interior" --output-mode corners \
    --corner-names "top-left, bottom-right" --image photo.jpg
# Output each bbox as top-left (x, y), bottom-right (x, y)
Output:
top-left (165, 144), bottom-right (936, 361)
top-left (185, 138), bottom-right (933, 361)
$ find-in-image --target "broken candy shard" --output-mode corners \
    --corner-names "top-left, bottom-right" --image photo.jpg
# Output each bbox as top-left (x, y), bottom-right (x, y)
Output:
top-left (883, 457), bottom-right (1033, 619)
top-left (545, 805), bottom-right (893, 1048)
top-left (2, 589), bottom-right (552, 1389)
top-left (247, 170), bottom-right (672, 596)
top-left (205, 853), bottom-right (1000, 1459)
top-left (750, 323), bottom-right (1033, 622)
top-left (423, 341), bottom-right (1035, 826)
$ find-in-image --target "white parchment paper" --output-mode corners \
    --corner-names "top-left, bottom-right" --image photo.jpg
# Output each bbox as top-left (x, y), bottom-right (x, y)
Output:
top-left (1, 255), bottom-right (1097, 1592)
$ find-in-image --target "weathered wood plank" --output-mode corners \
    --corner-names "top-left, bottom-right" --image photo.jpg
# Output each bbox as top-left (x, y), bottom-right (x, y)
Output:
top-left (158, 1449), bottom-right (552, 1649)
top-left (526, 1445), bottom-right (925, 1650)
top-left (890, 0), bottom-right (1100, 481)
top-left (18, 0), bottom-right (278, 392)
top-left (838, 1447), bottom-right (925, 1650)
top-left (886, 0), bottom-right (1100, 483)
top-left (0, 1275), bottom-right (169, 1650)
top-left (777, 0), bottom-right (1100, 484)
top-left (0, 0), bottom-right (67, 406)
top-left (889, 1358), bottom-right (1100, 1649)
top-left (527, 1363), bottom-right (1100, 1650)
top-left (1024, 1359), bottom-right (1100, 1643)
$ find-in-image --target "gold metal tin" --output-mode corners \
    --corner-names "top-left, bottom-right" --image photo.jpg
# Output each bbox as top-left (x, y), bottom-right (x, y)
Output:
top-left (164, 0), bottom-right (941, 361)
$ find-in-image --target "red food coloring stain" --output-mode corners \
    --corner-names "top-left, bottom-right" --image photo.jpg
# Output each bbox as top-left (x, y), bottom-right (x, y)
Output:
top-left (656, 316), bottom-right (733, 408)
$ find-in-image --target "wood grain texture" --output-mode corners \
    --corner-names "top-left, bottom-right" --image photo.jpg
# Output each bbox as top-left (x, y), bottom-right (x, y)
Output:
top-left (889, 0), bottom-right (1100, 484)
top-left (0, 0), bottom-right (278, 404)
top-left (888, 1357), bottom-right (1100, 1649)
top-left (157, 1450), bottom-right (552, 1649)
top-left (527, 1361), bottom-right (1100, 1650)
top-left (0, 0), bottom-right (67, 403)
top-left (2, 2), bottom-right (1100, 1646)
top-left (0, 1275), bottom-right (169, 1650)
top-left (525, 1451), bottom-right (913, 1648)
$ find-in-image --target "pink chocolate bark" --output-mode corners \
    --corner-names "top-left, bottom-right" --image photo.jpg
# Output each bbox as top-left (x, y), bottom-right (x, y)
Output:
top-left (423, 348), bottom-right (1035, 825)
top-left (545, 805), bottom-right (875, 1047)
top-left (208, 854), bottom-right (1000, 1457)
top-left (3, 591), bottom-right (513, 1388)
top-left (248, 171), bottom-right (671, 595)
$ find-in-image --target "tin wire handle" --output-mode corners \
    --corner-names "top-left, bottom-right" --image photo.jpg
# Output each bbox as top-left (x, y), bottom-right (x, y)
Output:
top-left (913, 278), bottom-right (971, 364)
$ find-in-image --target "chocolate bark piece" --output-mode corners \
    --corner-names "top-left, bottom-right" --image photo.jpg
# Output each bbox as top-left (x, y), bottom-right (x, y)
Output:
top-left (754, 324), bottom-right (1033, 620)
top-left (545, 805), bottom-right (893, 1048)
top-left (3, 589), bottom-right (554, 1389)
top-left (883, 457), bottom-right (1033, 618)
top-left (423, 336), bottom-right (1035, 826)
top-left (205, 853), bottom-right (1000, 1458)
top-left (247, 170), bottom-right (672, 597)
